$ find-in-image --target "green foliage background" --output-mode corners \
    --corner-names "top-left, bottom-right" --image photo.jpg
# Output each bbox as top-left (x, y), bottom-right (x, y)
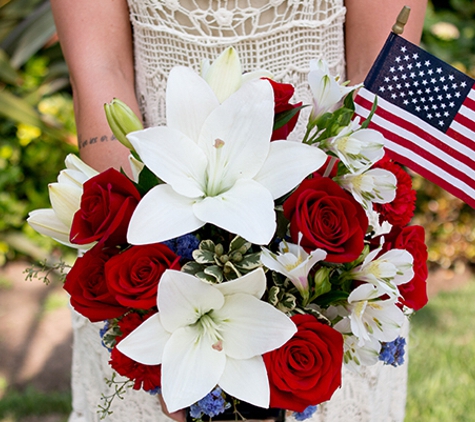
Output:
top-left (0, 0), bottom-right (474, 269)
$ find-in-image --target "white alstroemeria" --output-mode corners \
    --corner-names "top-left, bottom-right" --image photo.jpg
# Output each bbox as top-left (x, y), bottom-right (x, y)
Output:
top-left (308, 59), bottom-right (360, 123)
top-left (201, 47), bottom-right (273, 103)
top-left (350, 246), bottom-right (414, 298)
top-left (342, 283), bottom-right (405, 346)
top-left (344, 335), bottom-right (381, 373)
top-left (335, 168), bottom-right (397, 211)
top-left (27, 154), bottom-right (98, 248)
top-left (126, 67), bottom-right (327, 245)
top-left (261, 241), bottom-right (327, 295)
top-left (366, 208), bottom-right (393, 238)
top-left (116, 268), bottom-right (296, 412)
top-left (324, 118), bottom-right (385, 173)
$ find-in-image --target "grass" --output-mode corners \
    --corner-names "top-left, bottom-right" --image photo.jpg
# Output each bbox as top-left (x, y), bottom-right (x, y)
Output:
top-left (0, 387), bottom-right (71, 421)
top-left (406, 279), bottom-right (475, 421)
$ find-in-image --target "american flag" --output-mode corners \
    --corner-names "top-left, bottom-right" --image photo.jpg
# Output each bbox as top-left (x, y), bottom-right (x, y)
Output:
top-left (354, 33), bottom-right (475, 209)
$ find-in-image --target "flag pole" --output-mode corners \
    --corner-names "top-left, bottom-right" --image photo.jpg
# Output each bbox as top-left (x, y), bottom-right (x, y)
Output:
top-left (392, 6), bottom-right (411, 35)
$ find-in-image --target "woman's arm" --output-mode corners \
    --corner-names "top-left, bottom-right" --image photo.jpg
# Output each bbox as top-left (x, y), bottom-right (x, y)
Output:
top-left (50, 0), bottom-right (140, 173)
top-left (345, 0), bottom-right (427, 84)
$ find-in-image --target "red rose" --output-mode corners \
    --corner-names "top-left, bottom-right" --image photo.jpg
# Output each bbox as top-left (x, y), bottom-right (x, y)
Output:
top-left (283, 177), bottom-right (368, 263)
top-left (263, 314), bottom-right (343, 412)
top-left (70, 168), bottom-right (141, 246)
top-left (264, 78), bottom-right (302, 141)
top-left (383, 225), bottom-right (428, 310)
top-left (374, 158), bottom-right (416, 227)
top-left (105, 243), bottom-right (181, 309)
top-left (110, 312), bottom-right (161, 391)
top-left (64, 244), bottom-right (127, 322)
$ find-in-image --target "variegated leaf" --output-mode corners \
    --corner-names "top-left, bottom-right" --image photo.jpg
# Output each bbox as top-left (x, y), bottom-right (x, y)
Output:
top-left (181, 261), bottom-right (204, 275)
top-left (236, 252), bottom-right (262, 270)
top-left (203, 265), bottom-right (224, 283)
top-left (192, 248), bottom-right (216, 264)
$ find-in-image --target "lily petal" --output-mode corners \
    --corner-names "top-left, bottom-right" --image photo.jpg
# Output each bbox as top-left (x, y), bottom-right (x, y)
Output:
top-left (158, 270), bottom-right (225, 332)
top-left (116, 313), bottom-right (170, 365)
top-left (219, 355), bottom-right (270, 408)
top-left (215, 293), bottom-right (296, 359)
top-left (127, 184), bottom-right (204, 244)
top-left (193, 179), bottom-right (275, 245)
top-left (214, 268), bottom-right (266, 299)
top-left (198, 79), bottom-right (274, 188)
top-left (254, 141), bottom-right (327, 199)
top-left (166, 66), bottom-right (219, 142)
top-left (162, 325), bottom-right (226, 413)
top-left (64, 154), bottom-right (98, 178)
top-left (27, 209), bottom-right (75, 246)
top-left (128, 127), bottom-right (207, 198)
top-left (48, 183), bottom-right (82, 227)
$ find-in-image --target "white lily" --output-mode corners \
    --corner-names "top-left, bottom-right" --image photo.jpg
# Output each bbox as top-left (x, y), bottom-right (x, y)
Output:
top-left (261, 241), bottom-right (327, 295)
top-left (335, 168), bottom-right (397, 211)
top-left (308, 59), bottom-right (360, 123)
top-left (337, 329), bottom-right (381, 373)
top-left (201, 47), bottom-right (273, 103)
top-left (324, 118), bottom-right (385, 173)
top-left (341, 283), bottom-right (405, 346)
top-left (116, 268), bottom-right (296, 412)
top-left (128, 154), bottom-right (144, 183)
top-left (351, 246), bottom-right (414, 298)
top-left (27, 154), bottom-right (98, 248)
top-left (126, 67), bottom-right (326, 245)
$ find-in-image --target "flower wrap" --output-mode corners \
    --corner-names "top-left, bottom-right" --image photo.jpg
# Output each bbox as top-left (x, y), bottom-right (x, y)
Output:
top-left (263, 314), bottom-right (343, 412)
top-left (283, 177), bottom-right (368, 263)
top-left (105, 243), bottom-right (181, 309)
top-left (70, 168), bottom-right (141, 246)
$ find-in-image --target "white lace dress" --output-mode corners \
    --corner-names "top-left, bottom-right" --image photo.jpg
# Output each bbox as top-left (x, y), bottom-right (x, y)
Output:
top-left (69, 1), bottom-right (408, 421)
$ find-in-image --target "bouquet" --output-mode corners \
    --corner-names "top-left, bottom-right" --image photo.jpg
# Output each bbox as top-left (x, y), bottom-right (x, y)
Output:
top-left (28, 48), bottom-right (428, 420)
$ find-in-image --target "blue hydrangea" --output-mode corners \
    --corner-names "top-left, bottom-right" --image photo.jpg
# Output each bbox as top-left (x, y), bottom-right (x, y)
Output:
top-left (163, 234), bottom-right (200, 261)
top-left (189, 387), bottom-right (230, 419)
top-left (379, 337), bottom-right (406, 367)
top-left (293, 405), bottom-right (318, 421)
top-left (148, 386), bottom-right (161, 396)
top-left (99, 321), bottom-right (112, 352)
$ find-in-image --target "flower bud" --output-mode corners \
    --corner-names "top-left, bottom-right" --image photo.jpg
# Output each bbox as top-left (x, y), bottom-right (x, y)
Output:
top-left (104, 98), bottom-right (143, 151)
top-left (313, 267), bottom-right (332, 298)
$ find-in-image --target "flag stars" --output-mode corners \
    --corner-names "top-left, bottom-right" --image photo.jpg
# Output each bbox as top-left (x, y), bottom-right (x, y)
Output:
top-left (395, 56), bottom-right (402, 63)
top-left (412, 98), bottom-right (418, 104)
top-left (401, 74), bottom-right (408, 80)
top-left (407, 63), bottom-right (413, 70)
top-left (404, 55), bottom-right (410, 61)
top-left (461, 81), bottom-right (467, 88)
top-left (435, 112), bottom-right (441, 118)
top-left (432, 104), bottom-right (438, 110)
top-left (448, 74), bottom-right (455, 81)
top-left (387, 85), bottom-right (394, 91)
top-left (417, 89), bottom-right (423, 95)
top-left (422, 80), bottom-right (428, 86)
top-left (401, 46), bottom-right (407, 52)
top-left (455, 92), bottom-right (461, 98)
top-left (403, 99), bottom-right (409, 105)
top-left (438, 121), bottom-right (444, 127)
top-left (389, 66), bottom-right (396, 73)
top-left (427, 113), bottom-right (433, 119)
top-left (384, 76), bottom-right (390, 82)
top-left (434, 86), bottom-right (440, 93)
top-left (396, 83), bottom-right (402, 89)
top-left (428, 69), bottom-right (434, 75)
top-left (452, 83), bottom-right (458, 89)
top-left (436, 68), bottom-right (442, 74)
top-left (431, 78), bottom-right (437, 84)
top-left (424, 105), bottom-right (429, 111)
top-left (413, 53), bottom-right (419, 59)
top-left (446, 93), bottom-right (452, 99)
top-left (425, 88), bottom-right (431, 94)
top-left (392, 75), bottom-right (399, 81)
top-left (379, 86), bottom-right (386, 92)
top-left (440, 76), bottom-right (446, 82)
top-left (415, 106), bottom-right (421, 112)
top-left (440, 103), bottom-right (447, 109)
top-left (424, 60), bottom-right (431, 66)
top-left (391, 93), bottom-right (397, 99)
top-left (410, 72), bottom-right (416, 78)
top-left (449, 102), bottom-right (455, 107)
top-left (437, 95), bottom-right (443, 101)
top-left (444, 111), bottom-right (450, 117)
top-left (419, 71), bottom-right (425, 77)
top-left (415, 62), bottom-right (422, 68)
top-left (398, 66), bottom-right (405, 72)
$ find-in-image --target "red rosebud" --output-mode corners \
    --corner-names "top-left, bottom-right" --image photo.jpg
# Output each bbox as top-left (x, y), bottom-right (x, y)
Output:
top-left (64, 244), bottom-right (127, 322)
top-left (70, 168), bottom-right (141, 246)
top-left (283, 176), bottom-right (368, 263)
top-left (105, 243), bottom-right (180, 309)
top-left (109, 312), bottom-right (162, 391)
top-left (263, 314), bottom-right (343, 412)
top-left (264, 78), bottom-right (302, 141)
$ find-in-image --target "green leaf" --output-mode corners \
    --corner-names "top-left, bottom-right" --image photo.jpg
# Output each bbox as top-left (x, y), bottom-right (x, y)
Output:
top-left (134, 165), bottom-right (160, 196)
top-left (235, 252), bottom-right (262, 271)
top-left (203, 265), bottom-right (223, 283)
top-left (192, 248), bottom-right (216, 264)
top-left (229, 236), bottom-right (249, 253)
top-left (0, 89), bottom-right (42, 126)
top-left (273, 105), bottom-right (307, 131)
top-left (360, 96), bottom-right (378, 129)
top-left (314, 290), bottom-right (349, 307)
top-left (268, 286), bottom-right (281, 306)
top-left (278, 292), bottom-right (297, 313)
top-left (181, 261), bottom-right (203, 275)
top-left (0, 49), bottom-right (19, 84)
top-left (10, 5), bottom-right (56, 68)
top-left (199, 239), bottom-right (216, 253)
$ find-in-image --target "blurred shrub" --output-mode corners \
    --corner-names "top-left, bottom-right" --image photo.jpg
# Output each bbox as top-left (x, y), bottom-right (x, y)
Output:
top-left (415, 0), bottom-right (475, 271)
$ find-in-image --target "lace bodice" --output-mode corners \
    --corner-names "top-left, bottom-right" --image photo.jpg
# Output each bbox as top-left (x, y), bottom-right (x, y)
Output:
top-left (128, 0), bottom-right (346, 127)
top-left (68, 1), bottom-right (408, 421)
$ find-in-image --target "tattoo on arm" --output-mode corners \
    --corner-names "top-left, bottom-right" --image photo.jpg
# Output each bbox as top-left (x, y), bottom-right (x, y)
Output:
top-left (78, 134), bottom-right (117, 150)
